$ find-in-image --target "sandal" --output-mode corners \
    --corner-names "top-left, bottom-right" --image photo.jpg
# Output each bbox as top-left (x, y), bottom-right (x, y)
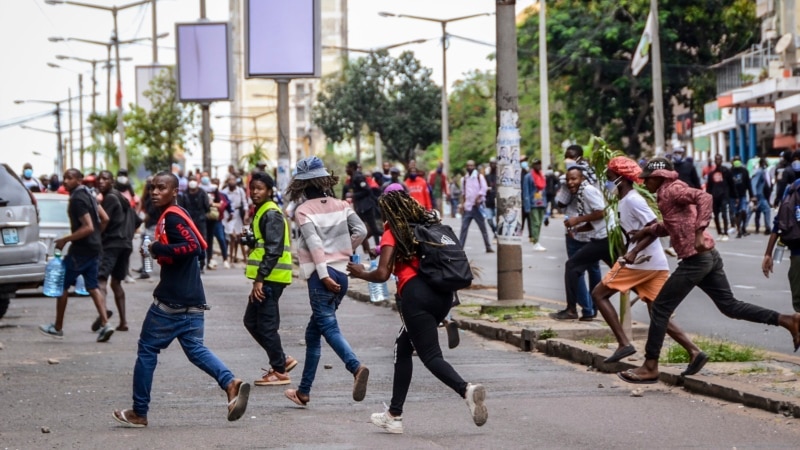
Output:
top-left (226, 380), bottom-right (250, 422)
top-left (603, 344), bottom-right (636, 364)
top-left (112, 409), bottom-right (147, 428)
top-left (617, 369), bottom-right (658, 385)
top-left (284, 388), bottom-right (309, 407)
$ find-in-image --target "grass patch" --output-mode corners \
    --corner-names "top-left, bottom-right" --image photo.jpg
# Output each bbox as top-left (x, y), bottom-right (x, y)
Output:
top-left (538, 328), bottom-right (558, 340)
top-left (582, 336), bottom-right (615, 349)
top-left (662, 337), bottom-right (765, 364)
top-left (739, 365), bottom-right (771, 374)
top-left (477, 305), bottom-right (542, 321)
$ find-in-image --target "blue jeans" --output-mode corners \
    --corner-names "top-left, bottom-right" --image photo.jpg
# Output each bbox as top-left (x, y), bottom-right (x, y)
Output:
top-left (132, 304), bottom-right (234, 417)
top-left (298, 267), bottom-right (361, 396)
top-left (746, 196), bottom-right (771, 231)
top-left (565, 236), bottom-right (601, 316)
top-left (206, 220), bottom-right (228, 262)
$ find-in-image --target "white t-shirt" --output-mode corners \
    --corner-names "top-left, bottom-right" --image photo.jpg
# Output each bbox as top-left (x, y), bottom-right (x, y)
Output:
top-left (580, 184), bottom-right (613, 240)
top-left (618, 191), bottom-right (669, 271)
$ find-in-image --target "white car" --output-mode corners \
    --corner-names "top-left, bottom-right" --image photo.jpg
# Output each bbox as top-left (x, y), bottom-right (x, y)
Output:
top-left (33, 192), bottom-right (71, 257)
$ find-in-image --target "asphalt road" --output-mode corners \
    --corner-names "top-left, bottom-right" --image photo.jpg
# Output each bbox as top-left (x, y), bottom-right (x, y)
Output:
top-left (454, 213), bottom-right (800, 355)
top-left (2, 263), bottom-right (800, 448)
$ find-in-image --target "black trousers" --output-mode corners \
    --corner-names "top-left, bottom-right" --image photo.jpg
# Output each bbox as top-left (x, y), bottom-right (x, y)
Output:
top-left (390, 277), bottom-right (467, 416)
top-left (358, 208), bottom-right (383, 246)
top-left (645, 249), bottom-right (780, 360)
top-left (243, 281), bottom-right (289, 372)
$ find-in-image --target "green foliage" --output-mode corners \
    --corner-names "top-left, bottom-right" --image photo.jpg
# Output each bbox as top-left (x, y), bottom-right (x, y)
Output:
top-left (125, 66), bottom-right (197, 174)
top-left (314, 50), bottom-right (441, 169)
top-left (240, 141), bottom-right (270, 173)
top-left (86, 111), bottom-right (118, 172)
top-left (587, 136), bottom-right (626, 259)
top-left (516, 0), bottom-right (758, 157)
top-left (663, 337), bottom-right (764, 364)
top-left (448, 70), bottom-right (497, 174)
top-left (538, 328), bottom-right (558, 340)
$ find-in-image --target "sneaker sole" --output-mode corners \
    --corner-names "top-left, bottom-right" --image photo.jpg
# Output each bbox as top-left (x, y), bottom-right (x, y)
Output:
top-left (370, 416), bottom-right (403, 434)
top-left (254, 379), bottom-right (291, 386)
top-left (469, 385), bottom-right (488, 426)
top-left (353, 367), bottom-right (369, 402)
top-left (97, 328), bottom-right (114, 343)
top-left (285, 358), bottom-right (298, 372)
top-left (91, 310), bottom-right (113, 332)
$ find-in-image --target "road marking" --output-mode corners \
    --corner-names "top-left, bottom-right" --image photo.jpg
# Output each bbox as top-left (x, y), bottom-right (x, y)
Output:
top-left (733, 285), bottom-right (756, 289)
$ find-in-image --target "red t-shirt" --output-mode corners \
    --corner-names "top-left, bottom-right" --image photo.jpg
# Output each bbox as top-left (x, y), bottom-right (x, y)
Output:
top-left (379, 225), bottom-right (419, 295)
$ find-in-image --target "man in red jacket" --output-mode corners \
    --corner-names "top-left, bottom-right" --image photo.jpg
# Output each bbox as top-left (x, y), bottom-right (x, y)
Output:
top-left (428, 161), bottom-right (450, 215)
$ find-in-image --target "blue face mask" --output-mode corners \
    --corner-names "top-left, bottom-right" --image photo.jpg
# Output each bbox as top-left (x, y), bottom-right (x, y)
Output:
top-left (604, 176), bottom-right (622, 194)
top-left (520, 161), bottom-right (529, 170)
top-left (23, 169), bottom-right (33, 178)
top-left (201, 176), bottom-right (210, 185)
top-left (793, 161), bottom-right (800, 172)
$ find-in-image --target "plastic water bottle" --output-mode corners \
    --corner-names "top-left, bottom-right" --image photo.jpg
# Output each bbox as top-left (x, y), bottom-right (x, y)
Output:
top-left (368, 259), bottom-right (390, 303)
top-left (774, 241), bottom-right (786, 264)
top-left (74, 275), bottom-right (89, 296)
top-left (142, 235), bottom-right (153, 273)
top-left (43, 250), bottom-right (65, 297)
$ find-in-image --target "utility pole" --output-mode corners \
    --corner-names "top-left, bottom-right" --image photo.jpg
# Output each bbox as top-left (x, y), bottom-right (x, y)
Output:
top-left (78, 74), bottom-right (84, 171)
top-left (277, 79), bottom-right (291, 192)
top-left (68, 88), bottom-right (74, 168)
top-left (496, 0), bottom-right (523, 300)
top-left (56, 104), bottom-right (64, 174)
top-left (200, 0), bottom-right (211, 173)
top-left (650, 0), bottom-right (665, 154)
top-left (538, 1), bottom-right (551, 170)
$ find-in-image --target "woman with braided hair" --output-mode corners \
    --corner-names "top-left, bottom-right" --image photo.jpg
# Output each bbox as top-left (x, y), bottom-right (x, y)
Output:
top-left (348, 189), bottom-right (487, 435)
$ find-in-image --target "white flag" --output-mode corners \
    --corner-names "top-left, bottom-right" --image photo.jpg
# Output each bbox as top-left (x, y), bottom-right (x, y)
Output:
top-left (631, 10), bottom-right (655, 77)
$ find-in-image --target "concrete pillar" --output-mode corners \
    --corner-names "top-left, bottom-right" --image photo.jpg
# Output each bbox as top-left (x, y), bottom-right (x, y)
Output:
top-left (748, 123), bottom-right (757, 160)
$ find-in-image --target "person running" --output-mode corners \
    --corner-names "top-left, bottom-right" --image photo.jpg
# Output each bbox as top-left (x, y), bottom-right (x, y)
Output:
top-left (283, 157), bottom-right (370, 407)
top-left (591, 157), bottom-right (706, 374)
top-left (243, 171), bottom-right (297, 386)
top-left (39, 169), bottom-right (114, 343)
top-left (112, 171), bottom-right (250, 427)
top-left (617, 158), bottom-right (800, 384)
top-left (458, 160), bottom-right (494, 253)
top-left (706, 153), bottom-right (735, 241)
top-left (347, 190), bottom-right (487, 434)
top-left (95, 170), bottom-right (133, 331)
top-left (345, 160), bottom-right (382, 253)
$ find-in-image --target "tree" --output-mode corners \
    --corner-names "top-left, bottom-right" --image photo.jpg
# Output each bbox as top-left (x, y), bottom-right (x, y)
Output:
top-left (516, 0), bottom-right (758, 157)
top-left (313, 50), bottom-right (441, 169)
top-left (126, 66), bottom-right (197, 174)
top-left (447, 70), bottom-right (497, 173)
top-left (86, 111), bottom-right (117, 172)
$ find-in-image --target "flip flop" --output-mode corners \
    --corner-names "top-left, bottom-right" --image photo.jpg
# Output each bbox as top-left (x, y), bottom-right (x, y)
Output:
top-left (603, 344), bottom-right (636, 364)
top-left (617, 369), bottom-right (658, 385)
top-left (112, 409), bottom-right (147, 428)
top-left (681, 351), bottom-right (709, 376)
top-left (227, 381), bottom-right (250, 422)
top-left (284, 388), bottom-right (308, 407)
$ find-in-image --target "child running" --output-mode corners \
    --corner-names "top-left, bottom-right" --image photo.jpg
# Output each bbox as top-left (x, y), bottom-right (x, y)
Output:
top-left (112, 172), bottom-right (249, 427)
top-left (591, 157), bottom-right (706, 375)
top-left (618, 158), bottom-right (800, 384)
top-left (347, 189), bottom-right (487, 434)
top-left (283, 157), bottom-right (370, 407)
top-left (243, 171), bottom-right (297, 386)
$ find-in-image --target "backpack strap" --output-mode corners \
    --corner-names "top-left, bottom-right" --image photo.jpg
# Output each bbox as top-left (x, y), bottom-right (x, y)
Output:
top-left (155, 205), bottom-right (208, 249)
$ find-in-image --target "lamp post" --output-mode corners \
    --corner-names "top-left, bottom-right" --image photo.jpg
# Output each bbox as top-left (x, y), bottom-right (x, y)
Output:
top-left (378, 11), bottom-right (493, 179)
top-left (48, 62), bottom-right (86, 171)
top-left (14, 94), bottom-right (91, 174)
top-left (46, 0), bottom-right (157, 170)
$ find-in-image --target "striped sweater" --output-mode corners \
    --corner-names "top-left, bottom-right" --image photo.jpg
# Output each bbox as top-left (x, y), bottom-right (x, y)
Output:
top-left (294, 196), bottom-right (367, 280)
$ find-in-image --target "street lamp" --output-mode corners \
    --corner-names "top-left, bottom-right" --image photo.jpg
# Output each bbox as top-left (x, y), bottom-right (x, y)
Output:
top-left (47, 0), bottom-right (158, 171)
top-left (378, 11), bottom-right (493, 178)
top-left (55, 54), bottom-right (131, 117)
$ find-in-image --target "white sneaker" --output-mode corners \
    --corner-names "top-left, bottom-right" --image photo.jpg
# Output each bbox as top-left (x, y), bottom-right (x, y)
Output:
top-left (532, 243), bottom-right (547, 252)
top-left (720, 235), bottom-right (729, 242)
top-left (208, 259), bottom-right (218, 270)
top-left (727, 227), bottom-right (737, 236)
top-left (465, 383), bottom-right (488, 426)
top-left (370, 410), bottom-right (403, 434)
top-left (223, 259), bottom-right (231, 269)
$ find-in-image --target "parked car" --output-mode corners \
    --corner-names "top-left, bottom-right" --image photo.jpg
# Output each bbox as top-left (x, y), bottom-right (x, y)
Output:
top-left (34, 192), bottom-right (71, 257)
top-left (0, 164), bottom-right (47, 319)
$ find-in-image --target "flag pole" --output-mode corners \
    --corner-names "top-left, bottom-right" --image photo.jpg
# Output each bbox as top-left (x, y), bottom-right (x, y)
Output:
top-left (650, 0), bottom-right (665, 155)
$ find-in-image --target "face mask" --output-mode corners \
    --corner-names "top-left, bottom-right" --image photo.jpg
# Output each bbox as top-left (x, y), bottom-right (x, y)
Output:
top-left (484, 167), bottom-right (491, 175)
top-left (23, 169), bottom-right (33, 178)
top-left (520, 161), bottom-right (529, 170)
top-left (732, 160), bottom-right (742, 168)
top-left (673, 155), bottom-right (683, 163)
top-left (604, 176), bottom-right (622, 195)
top-left (117, 176), bottom-right (129, 185)
top-left (409, 174), bottom-right (417, 180)
top-left (792, 161), bottom-right (800, 172)
top-left (201, 176), bottom-right (210, 185)
top-left (188, 180), bottom-right (199, 190)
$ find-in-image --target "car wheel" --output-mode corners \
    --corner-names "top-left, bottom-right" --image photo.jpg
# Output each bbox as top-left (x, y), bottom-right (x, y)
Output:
top-left (0, 294), bottom-right (9, 320)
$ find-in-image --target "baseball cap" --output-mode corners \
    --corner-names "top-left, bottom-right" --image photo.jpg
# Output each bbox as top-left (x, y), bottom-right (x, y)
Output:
top-left (639, 157), bottom-right (674, 178)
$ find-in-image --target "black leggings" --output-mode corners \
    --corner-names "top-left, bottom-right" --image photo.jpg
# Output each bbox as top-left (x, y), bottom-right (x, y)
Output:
top-left (390, 277), bottom-right (467, 416)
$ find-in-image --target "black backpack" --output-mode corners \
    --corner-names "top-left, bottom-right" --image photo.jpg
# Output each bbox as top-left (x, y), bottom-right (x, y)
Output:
top-left (777, 183), bottom-right (800, 249)
top-left (413, 222), bottom-right (473, 292)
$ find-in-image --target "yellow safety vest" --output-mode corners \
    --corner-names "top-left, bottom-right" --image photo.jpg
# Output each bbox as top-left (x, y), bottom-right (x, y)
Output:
top-left (246, 201), bottom-right (292, 283)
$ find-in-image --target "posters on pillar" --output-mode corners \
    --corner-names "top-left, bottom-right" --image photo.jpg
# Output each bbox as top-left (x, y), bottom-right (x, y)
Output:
top-left (496, 110), bottom-right (522, 245)
top-left (277, 157), bottom-right (291, 194)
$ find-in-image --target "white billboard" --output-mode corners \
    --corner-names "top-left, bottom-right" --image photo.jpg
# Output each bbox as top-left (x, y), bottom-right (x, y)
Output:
top-left (135, 65), bottom-right (171, 112)
top-left (245, 0), bottom-right (321, 79)
top-left (175, 22), bottom-right (231, 102)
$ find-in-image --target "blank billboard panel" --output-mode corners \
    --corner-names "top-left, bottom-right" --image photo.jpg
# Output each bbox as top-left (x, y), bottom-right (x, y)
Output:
top-left (176, 22), bottom-right (231, 102)
top-left (135, 65), bottom-right (171, 112)
top-left (245, 0), bottom-right (321, 78)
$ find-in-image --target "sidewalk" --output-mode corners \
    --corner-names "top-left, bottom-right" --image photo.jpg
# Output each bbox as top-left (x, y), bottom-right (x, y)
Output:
top-left (347, 279), bottom-right (800, 419)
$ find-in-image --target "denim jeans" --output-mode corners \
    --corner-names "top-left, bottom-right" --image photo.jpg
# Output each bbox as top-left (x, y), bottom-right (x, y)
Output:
top-left (565, 236), bottom-right (602, 316)
top-left (298, 267), bottom-right (361, 395)
top-left (243, 281), bottom-right (288, 372)
top-left (206, 220), bottom-right (228, 262)
top-left (132, 304), bottom-right (234, 417)
top-left (645, 249), bottom-right (780, 360)
top-left (745, 196), bottom-right (771, 231)
top-left (459, 206), bottom-right (492, 250)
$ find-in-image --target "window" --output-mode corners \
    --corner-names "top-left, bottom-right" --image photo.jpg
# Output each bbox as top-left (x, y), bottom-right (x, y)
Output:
top-left (0, 165), bottom-right (33, 207)
top-left (295, 84), bottom-right (305, 100)
top-left (296, 106), bottom-right (306, 122)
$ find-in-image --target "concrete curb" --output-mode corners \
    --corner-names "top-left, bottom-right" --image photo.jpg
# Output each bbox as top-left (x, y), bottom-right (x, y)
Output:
top-left (346, 282), bottom-right (800, 418)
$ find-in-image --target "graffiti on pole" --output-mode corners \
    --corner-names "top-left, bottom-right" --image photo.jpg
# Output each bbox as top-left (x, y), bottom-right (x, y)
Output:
top-left (496, 109), bottom-right (522, 245)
